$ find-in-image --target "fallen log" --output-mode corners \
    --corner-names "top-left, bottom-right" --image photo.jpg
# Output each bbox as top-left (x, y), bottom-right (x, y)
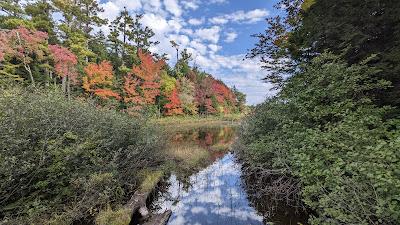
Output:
top-left (143, 210), bottom-right (172, 225)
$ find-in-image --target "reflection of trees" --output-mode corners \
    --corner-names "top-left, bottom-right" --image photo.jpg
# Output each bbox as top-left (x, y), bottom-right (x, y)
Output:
top-left (169, 126), bottom-right (236, 149)
top-left (166, 126), bottom-right (238, 191)
top-left (240, 163), bottom-right (309, 225)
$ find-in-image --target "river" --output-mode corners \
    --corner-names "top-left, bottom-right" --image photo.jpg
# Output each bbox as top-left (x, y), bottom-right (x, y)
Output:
top-left (150, 125), bottom-right (308, 225)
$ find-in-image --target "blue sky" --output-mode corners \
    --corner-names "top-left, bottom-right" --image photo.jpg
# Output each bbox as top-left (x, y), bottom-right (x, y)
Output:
top-left (98, 0), bottom-right (279, 104)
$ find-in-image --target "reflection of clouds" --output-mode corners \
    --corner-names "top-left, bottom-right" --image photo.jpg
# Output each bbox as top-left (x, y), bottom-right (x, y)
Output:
top-left (152, 153), bottom-right (264, 225)
top-left (169, 215), bottom-right (186, 225)
top-left (191, 206), bottom-right (208, 214)
top-left (197, 188), bottom-right (223, 204)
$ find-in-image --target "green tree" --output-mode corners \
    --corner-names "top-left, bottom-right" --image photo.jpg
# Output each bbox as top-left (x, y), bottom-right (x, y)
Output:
top-left (237, 53), bottom-right (399, 225)
top-left (249, 0), bottom-right (400, 106)
top-left (232, 86), bottom-right (246, 112)
top-left (109, 7), bottom-right (134, 67)
top-left (25, 0), bottom-right (58, 44)
top-left (129, 14), bottom-right (159, 54)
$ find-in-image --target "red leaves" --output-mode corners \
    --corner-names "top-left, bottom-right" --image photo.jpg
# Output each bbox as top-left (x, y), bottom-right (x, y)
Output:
top-left (0, 32), bottom-right (13, 62)
top-left (0, 26), bottom-right (48, 67)
top-left (129, 49), bottom-right (164, 105)
top-left (164, 87), bottom-right (183, 116)
top-left (123, 74), bottom-right (142, 104)
top-left (49, 44), bottom-right (78, 82)
top-left (132, 49), bottom-right (165, 81)
top-left (211, 80), bottom-right (235, 104)
top-left (192, 76), bottom-right (237, 114)
top-left (82, 60), bottom-right (120, 100)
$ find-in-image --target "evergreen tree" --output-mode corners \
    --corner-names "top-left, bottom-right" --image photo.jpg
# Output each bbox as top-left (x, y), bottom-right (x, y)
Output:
top-left (25, 0), bottom-right (58, 44)
top-left (110, 7), bottom-right (134, 66)
top-left (129, 14), bottom-right (159, 54)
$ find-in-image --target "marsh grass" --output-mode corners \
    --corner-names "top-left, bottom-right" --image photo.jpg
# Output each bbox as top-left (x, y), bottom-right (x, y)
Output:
top-left (95, 206), bottom-right (131, 225)
top-left (166, 144), bottom-right (211, 169)
top-left (152, 114), bottom-right (243, 128)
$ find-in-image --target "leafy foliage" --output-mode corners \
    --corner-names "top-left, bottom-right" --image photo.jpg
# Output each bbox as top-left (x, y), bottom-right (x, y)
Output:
top-left (164, 86), bottom-right (184, 116)
top-left (49, 44), bottom-right (78, 82)
top-left (0, 88), bottom-right (163, 224)
top-left (83, 60), bottom-right (120, 100)
top-left (237, 53), bottom-right (400, 225)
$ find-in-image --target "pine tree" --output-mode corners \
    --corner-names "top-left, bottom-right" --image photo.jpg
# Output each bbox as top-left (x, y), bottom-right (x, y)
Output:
top-left (110, 7), bottom-right (133, 66)
top-left (0, 0), bottom-right (24, 18)
top-left (25, 0), bottom-right (57, 44)
top-left (129, 14), bottom-right (159, 55)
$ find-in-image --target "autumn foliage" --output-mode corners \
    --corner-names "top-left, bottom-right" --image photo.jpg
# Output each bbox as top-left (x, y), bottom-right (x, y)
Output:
top-left (0, 27), bottom-right (245, 116)
top-left (131, 49), bottom-right (164, 104)
top-left (49, 44), bottom-right (78, 82)
top-left (164, 87), bottom-right (183, 116)
top-left (83, 61), bottom-right (121, 100)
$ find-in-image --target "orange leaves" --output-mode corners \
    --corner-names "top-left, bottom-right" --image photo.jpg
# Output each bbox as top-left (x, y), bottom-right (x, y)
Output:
top-left (83, 60), bottom-right (114, 91)
top-left (164, 87), bottom-right (183, 116)
top-left (132, 49), bottom-right (165, 81)
top-left (125, 49), bottom-right (164, 106)
top-left (82, 60), bottom-right (120, 100)
top-left (123, 74), bottom-right (142, 104)
top-left (94, 89), bottom-right (121, 100)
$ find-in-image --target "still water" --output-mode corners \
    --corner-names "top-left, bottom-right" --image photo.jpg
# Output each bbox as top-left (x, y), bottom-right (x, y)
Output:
top-left (151, 125), bottom-right (307, 225)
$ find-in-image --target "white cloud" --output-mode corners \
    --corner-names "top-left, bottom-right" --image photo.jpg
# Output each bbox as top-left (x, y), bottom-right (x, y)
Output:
top-left (188, 18), bottom-right (204, 26)
top-left (210, 8), bottom-right (269, 24)
top-left (194, 26), bottom-right (221, 43)
top-left (114, 0), bottom-right (142, 11)
top-left (190, 40), bottom-right (208, 55)
top-left (209, 0), bottom-right (227, 4)
top-left (141, 13), bottom-right (170, 33)
top-left (99, 1), bottom-right (122, 21)
top-left (209, 17), bottom-right (228, 24)
top-left (182, 0), bottom-right (201, 10)
top-left (164, 0), bottom-right (182, 17)
top-left (208, 44), bottom-right (221, 53)
top-left (224, 32), bottom-right (238, 43)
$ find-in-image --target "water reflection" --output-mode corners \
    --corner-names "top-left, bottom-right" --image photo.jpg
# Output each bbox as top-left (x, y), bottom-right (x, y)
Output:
top-left (165, 126), bottom-right (237, 182)
top-left (153, 153), bottom-right (264, 225)
top-left (153, 125), bottom-right (308, 225)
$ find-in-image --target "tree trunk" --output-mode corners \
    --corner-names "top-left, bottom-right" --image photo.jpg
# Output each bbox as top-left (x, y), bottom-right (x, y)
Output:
top-left (67, 76), bottom-right (71, 100)
top-left (62, 76), bottom-right (67, 94)
top-left (16, 31), bottom-right (35, 86)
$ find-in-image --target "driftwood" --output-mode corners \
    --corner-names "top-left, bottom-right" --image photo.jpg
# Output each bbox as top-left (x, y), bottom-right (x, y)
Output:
top-left (125, 188), bottom-right (171, 225)
top-left (126, 191), bottom-right (151, 218)
top-left (143, 210), bottom-right (172, 225)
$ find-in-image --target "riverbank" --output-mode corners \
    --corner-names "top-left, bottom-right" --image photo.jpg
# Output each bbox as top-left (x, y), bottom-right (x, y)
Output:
top-left (152, 114), bottom-right (243, 129)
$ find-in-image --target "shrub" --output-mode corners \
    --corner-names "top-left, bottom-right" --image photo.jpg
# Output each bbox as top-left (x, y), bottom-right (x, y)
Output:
top-left (236, 53), bottom-right (400, 225)
top-left (0, 87), bottom-right (163, 224)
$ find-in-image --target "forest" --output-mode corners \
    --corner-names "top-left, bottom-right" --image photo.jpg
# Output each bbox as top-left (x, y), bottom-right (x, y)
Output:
top-left (237, 0), bottom-right (400, 224)
top-left (0, 1), bottom-right (246, 116)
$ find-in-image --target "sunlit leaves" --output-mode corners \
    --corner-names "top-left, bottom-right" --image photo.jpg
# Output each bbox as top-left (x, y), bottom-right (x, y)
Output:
top-left (83, 60), bottom-right (120, 100)
top-left (164, 86), bottom-right (183, 116)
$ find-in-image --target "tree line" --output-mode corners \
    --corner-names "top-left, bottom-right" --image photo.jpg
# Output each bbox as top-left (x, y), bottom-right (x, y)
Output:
top-left (0, 0), bottom-right (246, 116)
top-left (238, 0), bottom-right (400, 224)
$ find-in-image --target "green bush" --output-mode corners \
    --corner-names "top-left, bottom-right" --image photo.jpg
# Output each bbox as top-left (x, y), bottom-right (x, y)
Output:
top-left (236, 53), bottom-right (400, 225)
top-left (0, 87), bottom-right (163, 224)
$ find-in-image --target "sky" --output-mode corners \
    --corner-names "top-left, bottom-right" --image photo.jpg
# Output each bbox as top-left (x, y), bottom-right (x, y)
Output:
top-left (97, 0), bottom-right (279, 105)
